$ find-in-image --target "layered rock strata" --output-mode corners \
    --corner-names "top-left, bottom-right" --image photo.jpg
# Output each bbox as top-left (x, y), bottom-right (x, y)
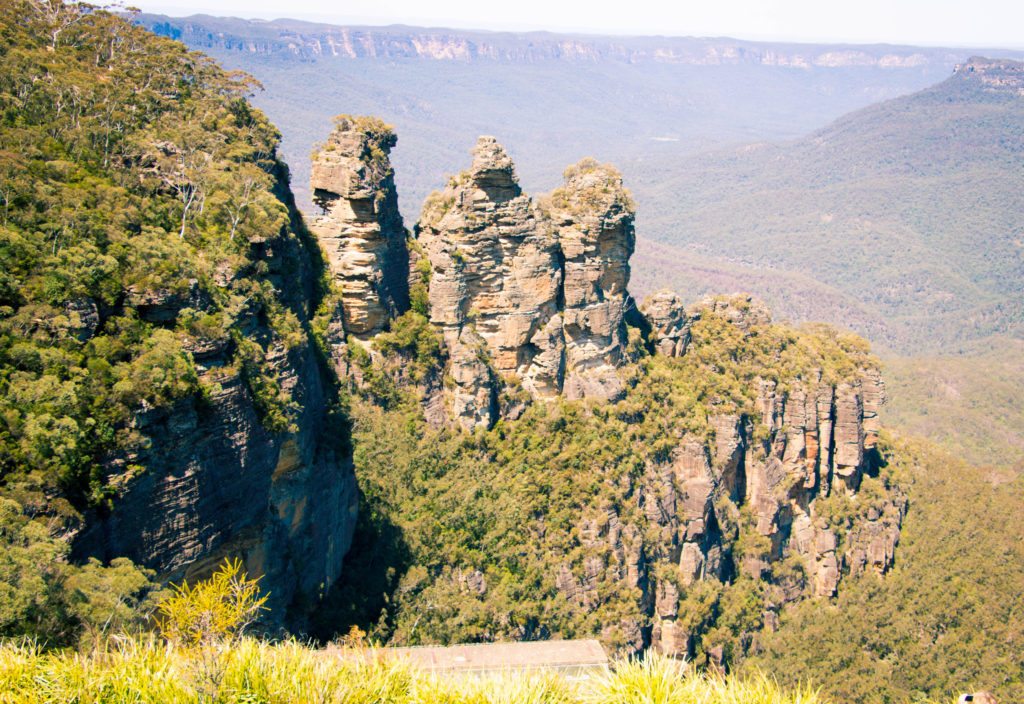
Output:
top-left (415, 137), bottom-right (564, 428)
top-left (640, 290), bottom-right (691, 357)
top-left (547, 159), bottom-right (636, 401)
top-left (415, 139), bottom-right (636, 428)
top-left (310, 116), bottom-right (409, 341)
top-left (74, 167), bottom-right (359, 629)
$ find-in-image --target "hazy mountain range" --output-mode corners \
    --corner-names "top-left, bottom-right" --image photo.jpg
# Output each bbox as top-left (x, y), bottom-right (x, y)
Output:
top-left (138, 14), bottom-right (1024, 353)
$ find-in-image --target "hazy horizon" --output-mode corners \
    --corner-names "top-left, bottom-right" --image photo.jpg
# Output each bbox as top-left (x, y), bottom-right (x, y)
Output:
top-left (132, 0), bottom-right (1024, 49)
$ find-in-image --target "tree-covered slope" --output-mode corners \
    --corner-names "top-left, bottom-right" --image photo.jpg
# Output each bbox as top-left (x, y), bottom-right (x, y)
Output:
top-left (0, 2), bottom-right (355, 642)
top-left (316, 302), bottom-right (902, 663)
top-left (635, 58), bottom-right (1024, 353)
top-left (882, 337), bottom-right (1024, 468)
top-left (745, 437), bottom-right (1024, 703)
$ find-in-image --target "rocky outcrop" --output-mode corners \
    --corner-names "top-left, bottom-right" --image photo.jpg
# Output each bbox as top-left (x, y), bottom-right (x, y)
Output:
top-left (546, 294), bottom-right (903, 659)
top-left (415, 140), bottom-right (635, 428)
top-left (953, 57), bottom-right (1024, 96)
top-left (298, 121), bottom-right (905, 658)
top-left (310, 116), bottom-right (409, 341)
top-left (415, 137), bottom-right (564, 428)
top-left (687, 293), bottom-right (772, 331)
top-left (640, 290), bottom-right (691, 357)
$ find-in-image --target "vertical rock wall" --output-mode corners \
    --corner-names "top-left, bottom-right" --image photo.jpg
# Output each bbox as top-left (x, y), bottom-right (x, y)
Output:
top-left (73, 166), bottom-right (360, 630)
top-left (545, 294), bottom-right (904, 658)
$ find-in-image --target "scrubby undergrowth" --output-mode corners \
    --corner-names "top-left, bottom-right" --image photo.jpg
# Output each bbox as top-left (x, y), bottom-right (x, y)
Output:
top-left (0, 639), bottom-right (828, 704)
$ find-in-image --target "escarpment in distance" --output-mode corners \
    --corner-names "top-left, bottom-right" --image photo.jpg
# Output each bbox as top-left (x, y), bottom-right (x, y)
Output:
top-left (308, 120), bottom-right (905, 661)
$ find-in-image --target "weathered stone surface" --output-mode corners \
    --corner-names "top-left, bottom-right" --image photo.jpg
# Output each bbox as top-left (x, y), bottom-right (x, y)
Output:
top-left (126, 279), bottom-right (211, 324)
top-left (548, 159), bottom-right (636, 402)
top-left (687, 293), bottom-right (771, 331)
top-left (833, 381), bottom-right (865, 489)
top-left (73, 168), bottom-right (360, 632)
top-left (551, 297), bottom-right (900, 648)
top-left (640, 290), bottom-right (691, 357)
top-left (652, 618), bottom-right (690, 658)
top-left (65, 297), bottom-right (100, 342)
top-left (310, 116), bottom-right (409, 340)
top-left (415, 141), bottom-right (639, 428)
top-left (861, 367), bottom-right (886, 449)
top-left (75, 357), bottom-right (359, 625)
top-left (415, 137), bottom-right (564, 428)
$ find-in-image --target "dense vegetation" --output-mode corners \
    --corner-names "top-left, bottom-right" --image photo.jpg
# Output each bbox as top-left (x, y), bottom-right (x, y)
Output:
top-left (743, 437), bottom-right (1024, 703)
top-left (882, 338), bottom-right (1024, 469)
top-left (318, 305), bottom-right (883, 659)
top-left (1, 8), bottom-right (1020, 704)
top-left (0, 1), bottom-right (317, 645)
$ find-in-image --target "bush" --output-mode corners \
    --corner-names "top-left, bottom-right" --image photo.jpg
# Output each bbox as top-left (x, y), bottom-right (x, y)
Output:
top-left (157, 558), bottom-right (268, 646)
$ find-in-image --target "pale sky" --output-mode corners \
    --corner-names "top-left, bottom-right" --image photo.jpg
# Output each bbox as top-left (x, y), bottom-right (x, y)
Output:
top-left (132, 0), bottom-right (1024, 48)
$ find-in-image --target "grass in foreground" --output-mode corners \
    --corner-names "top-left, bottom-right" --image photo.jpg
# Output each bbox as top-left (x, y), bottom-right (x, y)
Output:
top-left (0, 638), bottom-right (824, 704)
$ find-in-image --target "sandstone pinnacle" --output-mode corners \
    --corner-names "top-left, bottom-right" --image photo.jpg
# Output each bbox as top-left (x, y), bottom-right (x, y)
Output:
top-left (310, 115), bottom-right (410, 345)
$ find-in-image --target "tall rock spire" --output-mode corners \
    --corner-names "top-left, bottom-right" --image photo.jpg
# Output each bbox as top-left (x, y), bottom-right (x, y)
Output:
top-left (417, 136), bottom-right (564, 428)
top-left (310, 115), bottom-right (409, 340)
top-left (415, 141), bottom-right (637, 428)
top-left (547, 158), bottom-right (636, 401)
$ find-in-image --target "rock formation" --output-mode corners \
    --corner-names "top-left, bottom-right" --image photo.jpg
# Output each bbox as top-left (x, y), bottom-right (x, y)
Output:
top-left (415, 137), bottom-right (564, 428)
top-left (547, 159), bottom-right (636, 401)
top-left (310, 116), bottom-right (409, 341)
top-left (296, 123), bottom-right (906, 656)
top-left (953, 56), bottom-right (1024, 96)
top-left (549, 295), bottom-right (905, 659)
top-left (640, 290), bottom-right (691, 357)
top-left (415, 140), bottom-right (636, 428)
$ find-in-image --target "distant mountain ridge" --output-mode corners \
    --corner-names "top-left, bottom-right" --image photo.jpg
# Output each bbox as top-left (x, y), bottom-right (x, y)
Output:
top-left (135, 13), bottom-right (1020, 226)
top-left (139, 13), bottom-right (984, 68)
top-left (135, 15), bottom-right (1024, 355)
top-left (637, 56), bottom-right (1024, 353)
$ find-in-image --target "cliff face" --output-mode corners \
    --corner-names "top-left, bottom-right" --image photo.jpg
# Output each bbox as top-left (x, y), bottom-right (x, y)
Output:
top-left (556, 295), bottom-right (905, 657)
top-left (73, 164), bottom-right (359, 631)
top-left (140, 15), bottom-right (968, 70)
top-left (416, 140), bottom-right (636, 428)
top-left (548, 160), bottom-right (636, 401)
top-left (953, 56), bottom-right (1024, 96)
